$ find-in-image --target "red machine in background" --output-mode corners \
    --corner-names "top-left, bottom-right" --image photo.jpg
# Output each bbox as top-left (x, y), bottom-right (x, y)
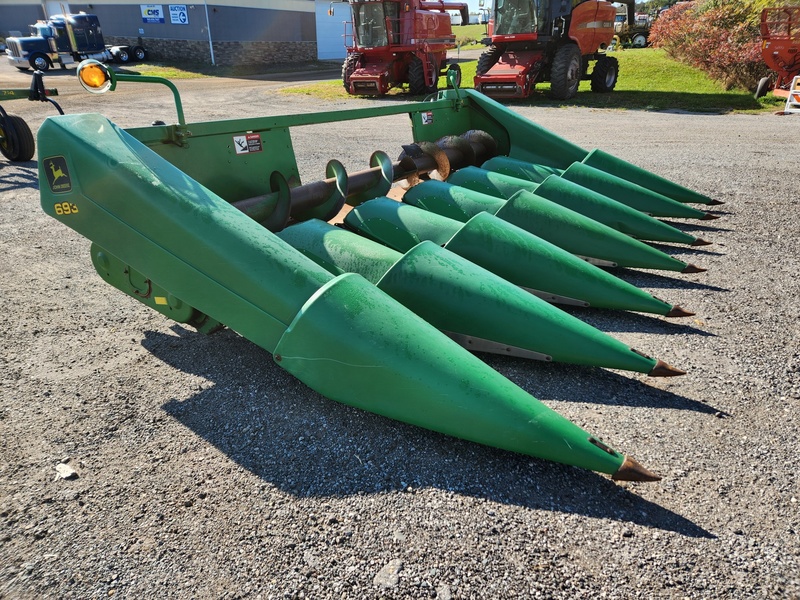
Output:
top-left (474, 0), bottom-right (634, 100)
top-left (340, 0), bottom-right (469, 96)
top-left (757, 6), bottom-right (800, 99)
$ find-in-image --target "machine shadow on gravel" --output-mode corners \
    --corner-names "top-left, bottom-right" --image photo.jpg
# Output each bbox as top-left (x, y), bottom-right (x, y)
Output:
top-left (0, 163), bottom-right (39, 192)
top-left (485, 355), bottom-right (726, 415)
top-left (612, 268), bottom-right (730, 293)
top-left (145, 327), bottom-right (713, 539)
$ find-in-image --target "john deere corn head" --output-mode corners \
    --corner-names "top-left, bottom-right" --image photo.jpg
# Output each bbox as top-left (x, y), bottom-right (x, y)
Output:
top-left (37, 62), bottom-right (723, 483)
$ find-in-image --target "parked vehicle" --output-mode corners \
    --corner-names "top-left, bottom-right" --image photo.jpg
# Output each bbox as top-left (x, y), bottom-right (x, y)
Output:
top-left (756, 6), bottom-right (800, 99)
top-left (4, 13), bottom-right (146, 71)
top-left (340, 0), bottom-right (469, 96)
top-left (474, 0), bottom-right (635, 100)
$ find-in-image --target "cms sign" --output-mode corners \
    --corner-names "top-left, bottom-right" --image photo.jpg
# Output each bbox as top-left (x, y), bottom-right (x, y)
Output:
top-left (140, 4), bottom-right (165, 23)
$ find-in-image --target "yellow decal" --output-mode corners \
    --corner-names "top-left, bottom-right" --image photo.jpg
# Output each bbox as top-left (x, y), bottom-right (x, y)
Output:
top-left (154, 296), bottom-right (168, 305)
top-left (53, 201), bottom-right (79, 215)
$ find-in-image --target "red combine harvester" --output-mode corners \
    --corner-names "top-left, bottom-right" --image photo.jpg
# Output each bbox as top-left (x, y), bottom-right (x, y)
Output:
top-left (340, 0), bottom-right (469, 95)
top-left (474, 0), bottom-right (634, 100)
top-left (757, 6), bottom-right (800, 99)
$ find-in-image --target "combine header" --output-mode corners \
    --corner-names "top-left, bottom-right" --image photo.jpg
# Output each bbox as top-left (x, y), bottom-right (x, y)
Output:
top-left (339, 0), bottom-right (469, 95)
top-left (36, 61), bottom-right (724, 482)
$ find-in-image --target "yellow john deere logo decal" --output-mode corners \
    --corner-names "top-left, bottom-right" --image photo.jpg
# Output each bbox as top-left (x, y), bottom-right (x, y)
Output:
top-left (44, 156), bottom-right (72, 193)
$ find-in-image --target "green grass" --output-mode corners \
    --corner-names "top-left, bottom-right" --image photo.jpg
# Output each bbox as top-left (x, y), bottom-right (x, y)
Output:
top-left (454, 23), bottom-right (491, 49)
top-left (282, 48), bottom-right (785, 113)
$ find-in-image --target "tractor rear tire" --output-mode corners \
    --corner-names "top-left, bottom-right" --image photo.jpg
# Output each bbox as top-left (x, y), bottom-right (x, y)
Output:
top-left (115, 48), bottom-right (131, 64)
top-left (590, 56), bottom-right (619, 93)
top-left (342, 54), bottom-right (362, 94)
top-left (0, 114), bottom-right (35, 162)
top-left (550, 44), bottom-right (582, 100)
top-left (409, 55), bottom-right (437, 96)
top-left (476, 45), bottom-right (503, 76)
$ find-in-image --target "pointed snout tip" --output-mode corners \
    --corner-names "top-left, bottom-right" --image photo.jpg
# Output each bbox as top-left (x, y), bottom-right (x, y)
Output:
top-left (691, 237), bottom-right (713, 247)
top-left (665, 305), bottom-right (695, 318)
top-left (648, 359), bottom-right (686, 378)
top-left (612, 456), bottom-right (662, 483)
top-left (681, 263), bottom-right (706, 274)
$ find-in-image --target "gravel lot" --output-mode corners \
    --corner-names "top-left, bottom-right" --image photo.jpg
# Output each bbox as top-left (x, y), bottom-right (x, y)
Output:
top-left (1, 61), bottom-right (798, 599)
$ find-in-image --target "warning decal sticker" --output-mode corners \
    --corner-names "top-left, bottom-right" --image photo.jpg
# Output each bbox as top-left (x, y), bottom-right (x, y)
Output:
top-left (233, 133), bottom-right (263, 155)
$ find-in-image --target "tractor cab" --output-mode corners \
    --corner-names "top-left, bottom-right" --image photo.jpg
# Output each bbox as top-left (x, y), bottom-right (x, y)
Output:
top-left (491, 0), bottom-right (551, 38)
top-left (351, 1), bottom-right (400, 48)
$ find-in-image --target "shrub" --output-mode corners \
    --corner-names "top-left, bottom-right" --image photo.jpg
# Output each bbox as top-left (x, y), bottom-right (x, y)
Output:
top-left (649, 0), bottom-right (785, 90)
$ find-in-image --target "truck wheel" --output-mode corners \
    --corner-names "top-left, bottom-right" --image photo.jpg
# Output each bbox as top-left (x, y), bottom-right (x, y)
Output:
top-left (631, 33), bottom-right (648, 48)
top-left (132, 46), bottom-right (147, 61)
top-left (409, 55), bottom-right (437, 96)
top-left (590, 56), bottom-right (619, 93)
top-left (342, 54), bottom-right (362, 93)
top-left (115, 49), bottom-right (130, 64)
top-left (550, 44), bottom-right (581, 100)
top-left (476, 45), bottom-right (503, 76)
top-left (29, 53), bottom-right (50, 71)
top-left (0, 114), bottom-right (35, 162)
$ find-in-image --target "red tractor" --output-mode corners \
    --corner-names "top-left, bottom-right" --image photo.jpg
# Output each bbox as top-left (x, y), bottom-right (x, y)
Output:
top-left (341, 0), bottom-right (469, 96)
top-left (474, 0), bottom-right (634, 100)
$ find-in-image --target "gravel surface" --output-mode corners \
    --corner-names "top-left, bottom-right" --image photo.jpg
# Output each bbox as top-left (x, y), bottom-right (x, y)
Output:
top-left (1, 61), bottom-right (798, 599)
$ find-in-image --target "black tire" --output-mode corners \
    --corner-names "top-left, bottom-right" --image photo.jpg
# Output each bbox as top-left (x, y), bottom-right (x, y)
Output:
top-left (446, 63), bottom-right (462, 88)
top-left (132, 46), bottom-right (147, 61)
top-left (476, 45), bottom-right (503, 76)
top-left (755, 76), bottom-right (772, 99)
top-left (631, 33), bottom-right (648, 48)
top-left (29, 53), bottom-right (50, 71)
top-left (342, 53), bottom-right (361, 93)
top-left (409, 55), bottom-right (437, 96)
top-left (550, 44), bottom-right (582, 100)
top-left (0, 114), bottom-right (35, 162)
top-left (590, 56), bottom-right (619, 93)
top-left (115, 48), bottom-right (130, 64)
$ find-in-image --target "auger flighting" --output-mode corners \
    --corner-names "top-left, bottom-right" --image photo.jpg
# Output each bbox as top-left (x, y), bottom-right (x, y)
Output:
top-left (36, 61), bottom-right (724, 482)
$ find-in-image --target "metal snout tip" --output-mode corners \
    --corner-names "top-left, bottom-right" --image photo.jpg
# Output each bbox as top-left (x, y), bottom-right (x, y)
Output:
top-left (701, 212), bottom-right (720, 220)
top-left (611, 456), bottom-right (662, 482)
top-left (648, 359), bottom-right (686, 377)
top-left (665, 305), bottom-right (695, 318)
top-left (691, 237), bottom-right (713, 247)
top-left (681, 263), bottom-right (706, 274)
top-left (707, 198), bottom-right (725, 206)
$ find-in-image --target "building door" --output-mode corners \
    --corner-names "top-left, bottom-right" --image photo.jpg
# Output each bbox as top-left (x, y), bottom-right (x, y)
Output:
top-left (316, 0), bottom-right (348, 60)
